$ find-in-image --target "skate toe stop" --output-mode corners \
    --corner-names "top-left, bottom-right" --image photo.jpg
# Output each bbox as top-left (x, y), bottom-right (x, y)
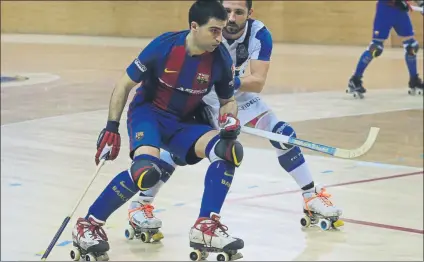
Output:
top-left (333, 220), bottom-right (344, 227)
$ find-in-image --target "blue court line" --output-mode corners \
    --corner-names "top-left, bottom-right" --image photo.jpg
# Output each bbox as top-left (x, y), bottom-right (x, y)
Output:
top-left (9, 183), bottom-right (22, 186)
top-left (247, 185), bottom-right (258, 189)
top-left (321, 170), bottom-right (333, 174)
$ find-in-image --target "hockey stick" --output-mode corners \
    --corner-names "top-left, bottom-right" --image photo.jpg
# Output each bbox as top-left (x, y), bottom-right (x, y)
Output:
top-left (411, 5), bottom-right (423, 12)
top-left (40, 157), bottom-right (107, 261)
top-left (240, 126), bottom-right (380, 159)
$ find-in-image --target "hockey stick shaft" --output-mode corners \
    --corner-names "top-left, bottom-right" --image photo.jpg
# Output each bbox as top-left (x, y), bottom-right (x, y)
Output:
top-left (240, 126), bottom-right (380, 159)
top-left (411, 5), bottom-right (423, 12)
top-left (40, 158), bottom-right (107, 261)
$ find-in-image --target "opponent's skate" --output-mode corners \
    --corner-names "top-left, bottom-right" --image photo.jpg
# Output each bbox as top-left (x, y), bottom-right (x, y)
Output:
top-left (70, 216), bottom-right (110, 261)
top-left (300, 186), bottom-right (344, 231)
top-left (346, 75), bottom-right (366, 99)
top-left (124, 199), bottom-right (164, 243)
top-left (408, 74), bottom-right (423, 96)
top-left (189, 213), bottom-right (244, 261)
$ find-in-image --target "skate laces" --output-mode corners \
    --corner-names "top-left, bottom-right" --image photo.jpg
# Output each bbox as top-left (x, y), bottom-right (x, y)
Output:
top-left (128, 203), bottom-right (155, 226)
top-left (200, 218), bottom-right (229, 237)
top-left (304, 188), bottom-right (333, 215)
top-left (80, 220), bottom-right (108, 241)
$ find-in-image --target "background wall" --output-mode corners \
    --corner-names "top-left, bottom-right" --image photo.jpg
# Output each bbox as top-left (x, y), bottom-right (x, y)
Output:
top-left (1, 1), bottom-right (423, 46)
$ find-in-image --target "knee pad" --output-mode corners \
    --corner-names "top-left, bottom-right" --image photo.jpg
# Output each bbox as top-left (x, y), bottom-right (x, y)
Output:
top-left (404, 39), bottom-right (419, 57)
top-left (130, 154), bottom-right (163, 191)
top-left (269, 121), bottom-right (296, 150)
top-left (208, 136), bottom-right (244, 167)
top-left (367, 40), bottom-right (384, 58)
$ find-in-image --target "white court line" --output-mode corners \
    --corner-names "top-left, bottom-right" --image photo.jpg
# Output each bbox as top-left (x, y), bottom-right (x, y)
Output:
top-left (2, 86), bottom-right (423, 128)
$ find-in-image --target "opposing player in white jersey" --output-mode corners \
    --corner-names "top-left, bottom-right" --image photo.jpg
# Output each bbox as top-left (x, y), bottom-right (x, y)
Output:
top-left (126, 0), bottom-right (343, 239)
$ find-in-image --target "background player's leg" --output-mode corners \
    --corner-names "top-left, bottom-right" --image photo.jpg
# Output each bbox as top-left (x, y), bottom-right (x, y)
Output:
top-left (254, 112), bottom-right (342, 224)
top-left (127, 150), bottom-right (176, 237)
top-left (347, 2), bottom-right (393, 97)
top-left (394, 11), bottom-right (423, 94)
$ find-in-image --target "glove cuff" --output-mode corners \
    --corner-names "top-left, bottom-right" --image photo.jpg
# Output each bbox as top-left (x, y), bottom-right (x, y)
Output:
top-left (234, 76), bottom-right (241, 90)
top-left (106, 120), bottom-right (120, 132)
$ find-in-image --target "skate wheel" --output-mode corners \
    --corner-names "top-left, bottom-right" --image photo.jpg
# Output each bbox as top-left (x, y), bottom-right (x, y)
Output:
top-left (152, 231), bottom-right (164, 242)
top-left (125, 227), bottom-right (135, 240)
top-left (189, 250), bottom-right (202, 261)
top-left (70, 248), bottom-right (81, 261)
top-left (217, 252), bottom-right (230, 261)
top-left (140, 232), bottom-right (150, 243)
top-left (417, 89), bottom-right (423, 95)
top-left (201, 251), bottom-right (209, 259)
top-left (85, 253), bottom-right (97, 261)
top-left (333, 219), bottom-right (345, 228)
top-left (319, 219), bottom-right (331, 231)
top-left (300, 216), bottom-right (311, 228)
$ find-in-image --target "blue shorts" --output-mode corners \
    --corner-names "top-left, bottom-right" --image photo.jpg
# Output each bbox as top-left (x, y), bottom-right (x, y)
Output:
top-left (127, 103), bottom-right (214, 165)
top-left (373, 2), bottom-right (414, 39)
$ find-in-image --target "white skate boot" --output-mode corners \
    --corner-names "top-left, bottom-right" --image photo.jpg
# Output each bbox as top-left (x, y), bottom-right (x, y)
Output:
top-left (300, 186), bottom-right (344, 230)
top-left (70, 215), bottom-right (110, 261)
top-left (189, 212), bottom-right (244, 261)
top-left (124, 197), bottom-right (164, 243)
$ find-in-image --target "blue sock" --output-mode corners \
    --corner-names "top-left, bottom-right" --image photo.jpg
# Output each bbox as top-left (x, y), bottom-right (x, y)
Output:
top-left (86, 170), bottom-right (137, 222)
top-left (354, 49), bottom-right (374, 78)
top-left (403, 39), bottom-right (418, 77)
top-left (199, 137), bottom-right (234, 218)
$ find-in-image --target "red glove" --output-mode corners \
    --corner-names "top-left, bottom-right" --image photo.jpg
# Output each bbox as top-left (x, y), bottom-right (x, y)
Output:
top-left (95, 121), bottom-right (121, 165)
top-left (218, 113), bottom-right (241, 139)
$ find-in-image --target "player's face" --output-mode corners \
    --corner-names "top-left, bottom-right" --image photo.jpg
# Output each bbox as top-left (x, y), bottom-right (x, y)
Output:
top-left (223, 0), bottom-right (250, 36)
top-left (195, 18), bottom-right (226, 52)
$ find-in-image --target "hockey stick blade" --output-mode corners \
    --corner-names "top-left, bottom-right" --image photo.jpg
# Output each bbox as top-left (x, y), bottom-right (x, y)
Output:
top-left (240, 126), bottom-right (380, 159)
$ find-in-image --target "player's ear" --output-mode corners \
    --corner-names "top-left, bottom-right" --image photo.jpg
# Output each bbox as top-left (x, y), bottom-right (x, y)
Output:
top-left (248, 8), bottom-right (253, 18)
top-left (190, 21), bottom-right (199, 31)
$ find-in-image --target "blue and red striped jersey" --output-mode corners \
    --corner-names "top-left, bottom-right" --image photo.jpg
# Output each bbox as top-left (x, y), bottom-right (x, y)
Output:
top-left (126, 30), bottom-right (235, 119)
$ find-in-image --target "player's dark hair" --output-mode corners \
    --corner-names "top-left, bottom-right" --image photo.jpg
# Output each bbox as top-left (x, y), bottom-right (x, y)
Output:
top-left (189, 0), bottom-right (228, 27)
top-left (218, 0), bottom-right (253, 10)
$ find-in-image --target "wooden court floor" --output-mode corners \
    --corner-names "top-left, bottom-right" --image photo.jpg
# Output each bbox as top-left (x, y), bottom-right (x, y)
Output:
top-left (1, 34), bottom-right (423, 261)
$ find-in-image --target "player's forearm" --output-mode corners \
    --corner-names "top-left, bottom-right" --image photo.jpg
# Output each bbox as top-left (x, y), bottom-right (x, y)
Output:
top-left (219, 98), bottom-right (238, 117)
top-left (237, 74), bottom-right (266, 93)
top-left (107, 86), bottom-right (131, 123)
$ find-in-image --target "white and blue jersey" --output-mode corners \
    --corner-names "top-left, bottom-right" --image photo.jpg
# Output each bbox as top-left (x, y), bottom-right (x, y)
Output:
top-left (203, 18), bottom-right (274, 128)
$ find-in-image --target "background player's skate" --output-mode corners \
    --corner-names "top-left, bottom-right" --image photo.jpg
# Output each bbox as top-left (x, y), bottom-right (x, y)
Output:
top-left (71, 216), bottom-right (110, 261)
top-left (300, 186), bottom-right (344, 231)
top-left (346, 75), bottom-right (366, 99)
top-left (408, 74), bottom-right (424, 95)
top-left (189, 213), bottom-right (244, 261)
top-left (125, 198), bottom-right (164, 243)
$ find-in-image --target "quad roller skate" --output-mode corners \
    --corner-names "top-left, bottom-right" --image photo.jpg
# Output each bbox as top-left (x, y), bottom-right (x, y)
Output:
top-left (124, 200), bottom-right (164, 243)
top-left (300, 186), bottom-right (344, 231)
top-left (71, 216), bottom-right (110, 261)
top-left (408, 74), bottom-right (423, 96)
top-left (189, 213), bottom-right (244, 261)
top-left (346, 75), bottom-right (366, 99)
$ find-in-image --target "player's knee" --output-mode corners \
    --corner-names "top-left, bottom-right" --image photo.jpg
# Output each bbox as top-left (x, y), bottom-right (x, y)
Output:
top-left (208, 136), bottom-right (244, 167)
top-left (404, 39), bottom-right (419, 57)
top-left (368, 40), bottom-right (384, 58)
top-left (130, 154), bottom-right (163, 191)
top-left (269, 121), bottom-right (297, 151)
